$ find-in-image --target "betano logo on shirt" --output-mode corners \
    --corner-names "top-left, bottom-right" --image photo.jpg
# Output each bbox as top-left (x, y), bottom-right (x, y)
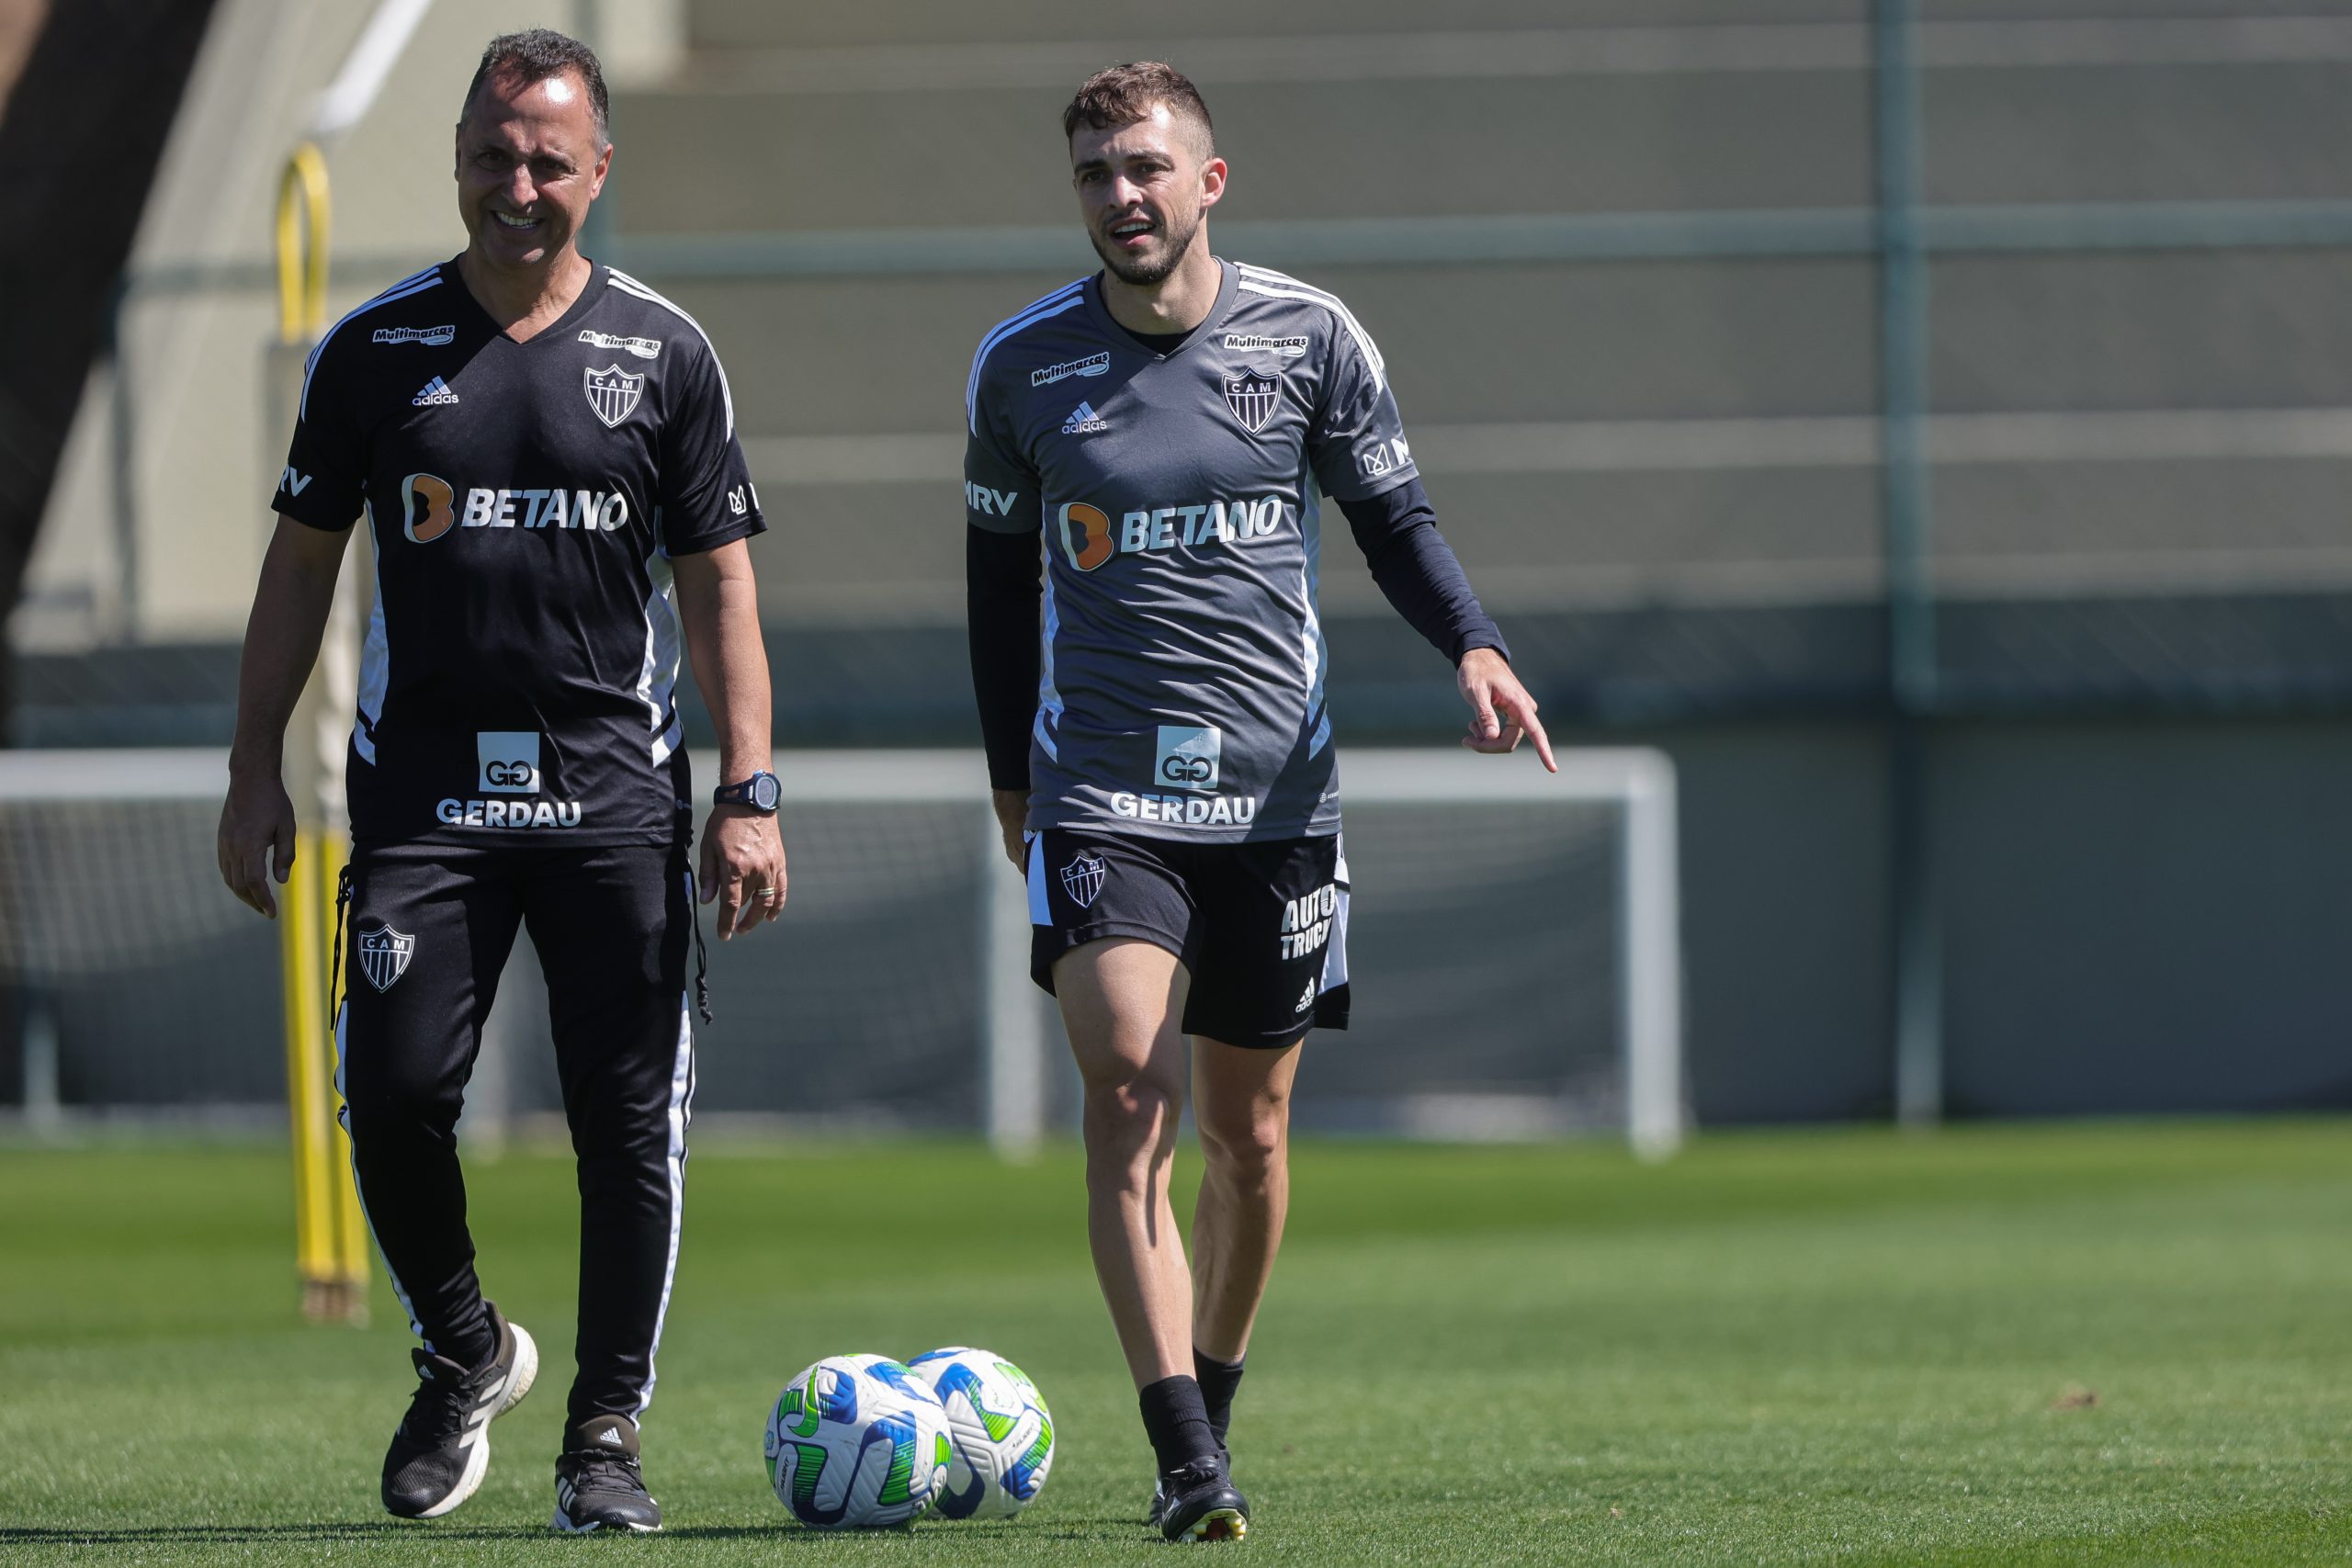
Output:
top-left (396, 473), bottom-right (631, 541)
top-left (1057, 496), bottom-right (1285, 571)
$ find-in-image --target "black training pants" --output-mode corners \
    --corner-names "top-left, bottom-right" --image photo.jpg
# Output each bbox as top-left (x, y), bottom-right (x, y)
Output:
top-left (335, 840), bottom-right (696, 1427)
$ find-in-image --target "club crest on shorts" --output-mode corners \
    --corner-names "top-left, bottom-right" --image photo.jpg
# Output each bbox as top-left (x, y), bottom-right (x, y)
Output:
top-left (1222, 371), bottom-right (1279, 433)
top-left (582, 363), bottom-right (643, 427)
top-left (356, 925), bottom-right (415, 991)
top-left (1059, 852), bottom-right (1107, 909)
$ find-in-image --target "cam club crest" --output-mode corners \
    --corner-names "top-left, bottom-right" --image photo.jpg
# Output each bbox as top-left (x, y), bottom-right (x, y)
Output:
top-left (583, 363), bottom-right (644, 427)
top-left (1222, 371), bottom-right (1279, 433)
top-left (356, 925), bottom-right (415, 992)
top-left (1059, 853), bottom-right (1107, 910)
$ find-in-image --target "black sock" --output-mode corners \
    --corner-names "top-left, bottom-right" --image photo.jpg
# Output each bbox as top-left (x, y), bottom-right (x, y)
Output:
top-left (432, 1314), bottom-right (497, 1374)
top-left (1137, 1375), bottom-right (1220, 1473)
top-left (1193, 1349), bottom-right (1245, 1449)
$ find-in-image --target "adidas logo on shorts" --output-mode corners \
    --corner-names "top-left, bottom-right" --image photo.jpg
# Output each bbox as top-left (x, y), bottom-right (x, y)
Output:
top-left (1295, 979), bottom-right (1317, 1013)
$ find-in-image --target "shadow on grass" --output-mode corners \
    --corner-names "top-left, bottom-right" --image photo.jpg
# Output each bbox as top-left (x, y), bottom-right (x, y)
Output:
top-left (1, 1515), bottom-right (1154, 1546)
top-left (3, 1527), bottom-right (514, 1545)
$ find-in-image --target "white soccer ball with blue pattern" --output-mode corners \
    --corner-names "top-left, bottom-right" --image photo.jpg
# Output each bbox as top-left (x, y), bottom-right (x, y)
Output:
top-left (907, 1346), bottom-right (1056, 1518)
top-left (763, 1354), bottom-right (951, 1529)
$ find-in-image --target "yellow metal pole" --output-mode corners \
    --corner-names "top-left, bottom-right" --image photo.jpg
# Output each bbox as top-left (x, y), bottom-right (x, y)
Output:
top-left (278, 833), bottom-right (334, 1316)
top-left (322, 834), bottom-right (370, 1313)
top-left (274, 141), bottom-right (368, 1322)
top-left (276, 143), bottom-right (330, 342)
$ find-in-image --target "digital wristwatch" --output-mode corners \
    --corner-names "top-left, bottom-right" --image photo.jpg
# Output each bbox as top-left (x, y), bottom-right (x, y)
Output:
top-left (713, 771), bottom-right (781, 813)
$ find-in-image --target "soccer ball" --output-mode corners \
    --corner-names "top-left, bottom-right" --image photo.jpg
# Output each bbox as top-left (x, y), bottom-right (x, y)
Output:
top-left (763, 1355), bottom-right (951, 1529)
top-left (907, 1346), bottom-right (1056, 1518)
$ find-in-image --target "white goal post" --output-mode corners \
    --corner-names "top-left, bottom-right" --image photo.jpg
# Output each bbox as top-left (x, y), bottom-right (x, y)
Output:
top-left (760, 747), bottom-right (1685, 1161)
top-left (0, 746), bottom-right (1683, 1158)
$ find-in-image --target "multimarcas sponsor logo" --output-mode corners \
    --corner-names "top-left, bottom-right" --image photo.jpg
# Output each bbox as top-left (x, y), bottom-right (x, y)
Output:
top-left (1223, 333), bottom-right (1307, 357)
top-left (578, 328), bottom-right (661, 358)
top-left (374, 324), bottom-right (456, 346)
top-left (1032, 351), bottom-right (1109, 387)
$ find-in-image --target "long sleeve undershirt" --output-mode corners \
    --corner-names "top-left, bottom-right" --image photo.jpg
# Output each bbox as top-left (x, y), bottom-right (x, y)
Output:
top-left (1336, 476), bottom-right (1507, 670)
top-left (967, 525), bottom-right (1045, 792)
top-left (966, 476), bottom-right (1509, 793)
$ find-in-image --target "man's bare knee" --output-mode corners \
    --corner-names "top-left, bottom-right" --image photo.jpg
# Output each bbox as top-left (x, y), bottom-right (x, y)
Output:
top-left (1198, 1095), bottom-right (1288, 1188)
top-left (1083, 1076), bottom-right (1181, 1187)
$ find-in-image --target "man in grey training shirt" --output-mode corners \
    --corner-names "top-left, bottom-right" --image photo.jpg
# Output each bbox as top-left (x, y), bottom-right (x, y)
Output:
top-left (965, 62), bottom-right (1552, 1542)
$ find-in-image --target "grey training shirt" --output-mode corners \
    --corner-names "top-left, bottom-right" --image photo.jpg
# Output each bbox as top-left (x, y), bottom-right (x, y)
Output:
top-left (965, 260), bottom-right (1419, 843)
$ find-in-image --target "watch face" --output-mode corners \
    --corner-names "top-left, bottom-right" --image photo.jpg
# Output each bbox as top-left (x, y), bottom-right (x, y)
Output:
top-left (752, 773), bottom-right (780, 811)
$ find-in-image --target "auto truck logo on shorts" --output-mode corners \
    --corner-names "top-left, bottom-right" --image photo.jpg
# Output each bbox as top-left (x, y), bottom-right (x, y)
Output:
top-left (477, 732), bottom-right (540, 794)
top-left (1156, 726), bottom-right (1221, 792)
top-left (356, 925), bottom-right (415, 991)
top-left (1280, 882), bottom-right (1340, 961)
top-left (583, 364), bottom-right (644, 427)
top-left (1059, 852), bottom-right (1107, 909)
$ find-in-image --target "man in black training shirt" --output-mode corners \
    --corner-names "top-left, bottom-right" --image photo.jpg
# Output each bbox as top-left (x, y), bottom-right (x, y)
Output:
top-left (218, 31), bottom-right (783, 1534)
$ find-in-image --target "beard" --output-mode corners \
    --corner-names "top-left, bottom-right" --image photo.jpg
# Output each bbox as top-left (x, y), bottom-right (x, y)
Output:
top-left (1090, 202), bottom-right (1203, 286)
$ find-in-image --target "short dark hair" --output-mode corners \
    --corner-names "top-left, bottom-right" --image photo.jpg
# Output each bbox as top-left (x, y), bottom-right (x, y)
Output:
top-left (1061, 62), bottom-right (1214, 158)
top-left (462, 28), bottom-right (609, 143)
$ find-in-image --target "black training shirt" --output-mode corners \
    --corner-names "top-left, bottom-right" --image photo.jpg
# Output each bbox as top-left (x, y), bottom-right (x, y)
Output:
top-left (272, 258), bottom-right (764, 846)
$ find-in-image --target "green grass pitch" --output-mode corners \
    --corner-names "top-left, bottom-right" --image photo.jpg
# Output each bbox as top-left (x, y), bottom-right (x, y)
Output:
top-left (2, 1122), bottom-right (2348, 1564)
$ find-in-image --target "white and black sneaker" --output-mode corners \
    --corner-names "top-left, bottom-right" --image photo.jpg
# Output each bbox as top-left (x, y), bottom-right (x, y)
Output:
top-left (380, 1303), bottom-right (538, 1519)
top-left (552, 1415), bottom-right (662, 1533)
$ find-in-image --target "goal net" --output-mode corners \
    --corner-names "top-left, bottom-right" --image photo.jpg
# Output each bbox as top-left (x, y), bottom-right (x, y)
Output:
top-left (0, 748), bottom-right (1682, 1154)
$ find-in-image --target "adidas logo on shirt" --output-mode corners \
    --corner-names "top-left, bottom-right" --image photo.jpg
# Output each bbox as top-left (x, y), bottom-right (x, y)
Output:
top-left (1061, 400), bottom-right (1108, 435)
top-left (412, 376), bottom-right (460, 407)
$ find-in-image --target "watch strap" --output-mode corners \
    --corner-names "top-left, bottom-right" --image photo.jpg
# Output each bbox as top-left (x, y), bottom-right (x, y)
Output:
top-left (714, 771), bottom-right (780, 812)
